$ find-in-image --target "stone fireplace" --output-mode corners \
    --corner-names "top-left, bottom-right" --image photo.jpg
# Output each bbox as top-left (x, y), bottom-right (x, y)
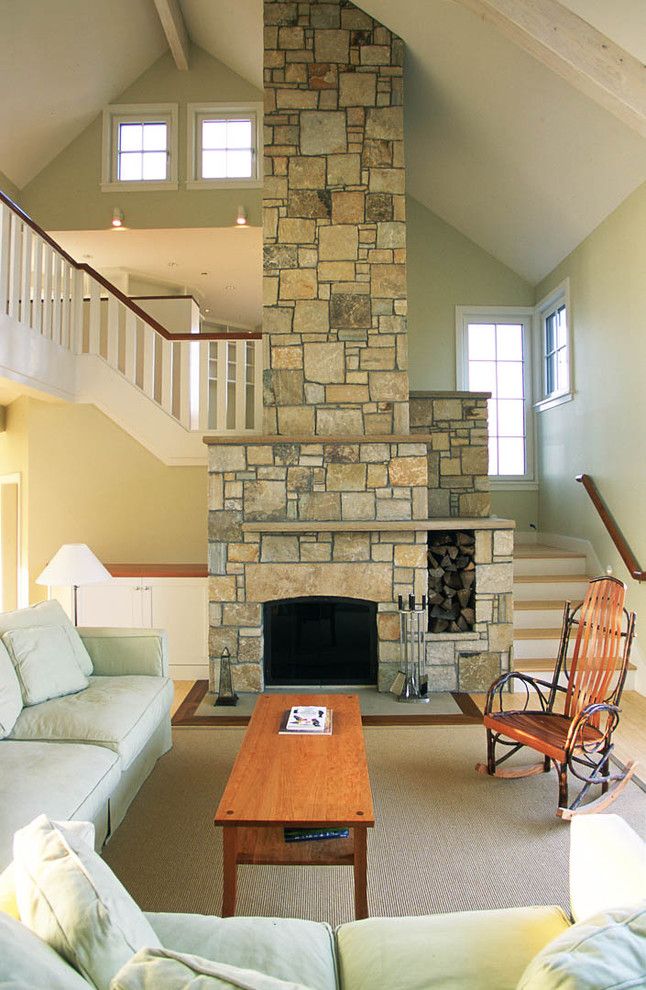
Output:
top-left (205, 0), bottom-right (514, 694)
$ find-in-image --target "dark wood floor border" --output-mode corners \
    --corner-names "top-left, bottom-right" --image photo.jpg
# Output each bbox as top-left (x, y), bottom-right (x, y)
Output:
top-left (172, 681), bottom-right (483, 728)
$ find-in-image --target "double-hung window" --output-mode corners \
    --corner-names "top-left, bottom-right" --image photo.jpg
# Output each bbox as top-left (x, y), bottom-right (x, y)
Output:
top-left (187, 104), bottom-right (262, 187)
top-left (535, 280), bottom-right (573, 410)
top-left (102, 104), bottom-right (178, 191)
top-left (456, 307), bottom-right (535, 486)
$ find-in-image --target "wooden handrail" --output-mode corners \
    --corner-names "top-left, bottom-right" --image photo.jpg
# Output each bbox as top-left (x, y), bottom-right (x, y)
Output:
top-left (576, 474), bottom-right (645, 581)
top-left (0, 189), bottom-right (261, 342)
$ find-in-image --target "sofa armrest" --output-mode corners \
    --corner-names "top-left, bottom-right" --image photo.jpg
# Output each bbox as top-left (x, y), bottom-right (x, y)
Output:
top-left (78, 628), bottom-right (169, 677)
top-left (570, 814), bottom-right (646, 923)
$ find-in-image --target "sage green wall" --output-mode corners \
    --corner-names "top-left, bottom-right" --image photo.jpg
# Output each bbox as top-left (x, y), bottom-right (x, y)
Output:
top-left (406, 196), bottom-right (537, 528)
top-left (536, 181), bottom-right (646, 686)
top-left (0, 169), bottom-right (21, 204)
top-left (20, 45), bottom-right (262, 231)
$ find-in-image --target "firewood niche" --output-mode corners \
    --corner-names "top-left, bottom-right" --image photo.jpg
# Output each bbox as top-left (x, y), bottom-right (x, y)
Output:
top-left (427, 531), bottom-right (476, 633)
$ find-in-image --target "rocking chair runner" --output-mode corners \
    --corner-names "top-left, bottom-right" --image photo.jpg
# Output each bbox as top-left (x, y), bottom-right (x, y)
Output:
top-left (476, 576), bottom-right (637, 818)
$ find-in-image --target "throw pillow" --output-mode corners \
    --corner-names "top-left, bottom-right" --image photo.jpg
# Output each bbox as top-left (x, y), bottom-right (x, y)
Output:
top-left (13, 814), bottom-right (162, 990)
top-left (110, 947), bottom-right (315, 990)
top-left (0, 599), bottom-right (93, 675)
top-left (3, 624), bottom-right (89, 705)
top-left (517, 902), bottom-right (646, 989)
top-left (0, 637), bottom-right (22, 736)
top-left (0, 909), bottom-right (93, 989)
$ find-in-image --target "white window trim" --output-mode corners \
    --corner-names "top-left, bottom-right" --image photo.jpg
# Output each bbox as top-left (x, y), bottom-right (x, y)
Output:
top-left (534, 277), bottom-right (574, 412)
top-left (456, 305), bottom-right (537, 490)
top-left (101, 103), bottom-right (179, 192)
top-left (186, 102), bottom-right (263, 189)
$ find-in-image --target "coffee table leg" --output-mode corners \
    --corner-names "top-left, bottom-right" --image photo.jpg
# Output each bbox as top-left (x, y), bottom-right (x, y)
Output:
top-left (353, 826), bottom-right (368, 920)
top-left (222, 826), bottom-right (238, 917)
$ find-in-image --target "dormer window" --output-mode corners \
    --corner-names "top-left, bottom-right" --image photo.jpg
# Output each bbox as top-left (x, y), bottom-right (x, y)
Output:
top-left (101, 104), bottom-right (178, 191)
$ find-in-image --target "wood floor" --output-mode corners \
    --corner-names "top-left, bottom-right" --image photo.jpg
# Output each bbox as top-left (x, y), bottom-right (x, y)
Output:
top-left (171, 681), bottom-right (646, 770)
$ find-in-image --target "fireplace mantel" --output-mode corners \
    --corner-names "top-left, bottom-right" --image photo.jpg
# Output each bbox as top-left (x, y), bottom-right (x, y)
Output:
top-left (242, 518), bottom-right (515, 533)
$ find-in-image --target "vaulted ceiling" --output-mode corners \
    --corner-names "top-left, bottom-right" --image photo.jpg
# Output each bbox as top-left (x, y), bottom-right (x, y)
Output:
top-left (1, 0), bottom-right (644, 283)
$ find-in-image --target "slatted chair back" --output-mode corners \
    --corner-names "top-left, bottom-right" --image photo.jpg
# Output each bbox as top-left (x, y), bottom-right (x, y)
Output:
top-left (564, 576), bottom-right (626, 719)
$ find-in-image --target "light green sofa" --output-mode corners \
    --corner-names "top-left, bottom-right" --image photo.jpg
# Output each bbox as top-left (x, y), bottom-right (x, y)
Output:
top-left (0, 601), bottom-right (173, 870)
top-left (0, 815), bottom-right (644, 988)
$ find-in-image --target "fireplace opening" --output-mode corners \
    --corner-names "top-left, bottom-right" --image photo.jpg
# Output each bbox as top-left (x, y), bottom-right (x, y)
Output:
top-left (264, 597), bottom-right (377, 686)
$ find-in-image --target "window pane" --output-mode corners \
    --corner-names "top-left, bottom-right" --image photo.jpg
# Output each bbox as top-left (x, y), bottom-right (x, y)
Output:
top-left (487, 398), bottom-right (497, 436)
top-left (545, 312), bottom-right (556, 353)
top-left (142, 152), bottom-right (167, 180)
top-left (468, 323), bottom-right (495, 360)
top-left (468, 361), bottom-right (497, 394)
top-left (202, 120), bottom-right (227, 149)
top-left (202, 150), bottom-right (227, 178)
top-left (497, 399), bottom-right (524, 437)
top-left (556, 306), bottom-right (567, 347)
top-left (545, 352), bottom-right (555, 395)
top-left (142, 122), bottom-right (167, 151)
top-left (557, 348), bottom-right (569, 390)
top-left (496, 361), bottom-right (523, 399)
top-left (227, 149), bottom-right (252, 177)
top-left (119, 123), bottom-right (142, 151)
top-left (227, 119), bottom-right (252, 149)
top-left (498, 438), bottom-right (525, 475)
top-left (118, 152), bottom-right (142, 180)
top-left (496, 324), bottom-right (523, 361)
top-left (488, 437), bottom-right (498, 475)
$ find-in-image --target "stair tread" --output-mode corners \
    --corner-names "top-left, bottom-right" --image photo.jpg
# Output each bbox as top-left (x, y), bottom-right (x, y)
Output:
top-left (513, 600), bottom-right (568, 610)
top-left (514, 547), bottom-right (584, 559)
top-left (515, 574), bottom-right (589, 583)
top-left (514, 659), bottom-right (636, 672)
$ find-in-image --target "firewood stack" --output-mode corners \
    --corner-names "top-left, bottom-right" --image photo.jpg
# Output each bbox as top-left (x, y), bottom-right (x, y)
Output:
top-left (427, 532), bottom-right (476, 633)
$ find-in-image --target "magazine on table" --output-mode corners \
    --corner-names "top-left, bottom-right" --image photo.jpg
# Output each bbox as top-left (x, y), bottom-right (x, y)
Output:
top-left (279, 705), bottom-right (333, 735)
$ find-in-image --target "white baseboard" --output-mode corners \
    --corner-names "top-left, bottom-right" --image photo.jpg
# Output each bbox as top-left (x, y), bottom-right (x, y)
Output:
top-left (169, 664), bottom-right (208, 680)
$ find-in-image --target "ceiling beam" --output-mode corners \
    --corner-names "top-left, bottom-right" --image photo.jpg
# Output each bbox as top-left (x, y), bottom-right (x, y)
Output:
top-left (457, 0), bottom-right (646, 138)
top-left (153, 0), bottom-right (190, 71)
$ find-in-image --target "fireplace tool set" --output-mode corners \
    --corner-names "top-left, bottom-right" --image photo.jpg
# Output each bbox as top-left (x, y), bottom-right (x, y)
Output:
top-left (396, 594), bottom-right (429, 703)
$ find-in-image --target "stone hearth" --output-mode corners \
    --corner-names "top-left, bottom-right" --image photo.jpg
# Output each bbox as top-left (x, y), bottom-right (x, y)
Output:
top-left (204, 0), bottom-right (514, 693)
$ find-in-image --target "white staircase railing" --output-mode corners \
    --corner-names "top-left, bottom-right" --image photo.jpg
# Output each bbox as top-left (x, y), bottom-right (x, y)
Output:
top-left (0, 191), bottom-right (263, 435)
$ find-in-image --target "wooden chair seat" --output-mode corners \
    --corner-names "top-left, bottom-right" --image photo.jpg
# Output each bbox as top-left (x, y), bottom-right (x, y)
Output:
top-left (483, 710), bottom-right (603, 763)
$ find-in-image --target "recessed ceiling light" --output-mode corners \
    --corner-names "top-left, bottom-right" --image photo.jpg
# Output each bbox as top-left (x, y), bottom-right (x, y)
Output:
top-left (225, 283), bottom-right (237, 292)
top-left (168, 261), bottom-right (178, 268)
top-left (201, 271), bottom-right (209, 276)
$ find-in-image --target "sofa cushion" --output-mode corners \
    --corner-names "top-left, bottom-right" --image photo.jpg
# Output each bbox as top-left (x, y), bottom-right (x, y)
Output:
top-left (336, 907), bottom-right (570, 990)
top-left (147, 914), bottom-right (339, 990)
top-left (0, 599), bottom-right (93, 675)
top-left (0, 638), bottom-right (22, 737)
top-left (0, 909), bottom-right (94, 989)
top-left (517, 903), bottom-right (646, 989)
top-left (3, 624), bottom-right (89, 705)
top-left (0, 739), bottom-right (120, 871)
top-left (110, 947), bottom-right (316, 990)
top-left (13, 815), bottom-right (162, 990)
top-left (570, 815), bottom-right (646, 923)
top-left (9, 673), bottom-right (173, 769)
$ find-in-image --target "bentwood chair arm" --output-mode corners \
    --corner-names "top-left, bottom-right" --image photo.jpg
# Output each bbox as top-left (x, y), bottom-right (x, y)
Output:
top-left (564, 702), bottom-right (621, 758)
top-left (484, 671), bottom-right (558, 716)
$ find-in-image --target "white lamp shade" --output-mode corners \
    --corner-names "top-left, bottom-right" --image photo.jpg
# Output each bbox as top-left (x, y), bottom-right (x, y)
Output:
top-left (36, 544), bottom-right (111, 587)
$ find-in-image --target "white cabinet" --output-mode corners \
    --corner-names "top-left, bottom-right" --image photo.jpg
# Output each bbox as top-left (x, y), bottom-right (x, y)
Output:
top-left (75, 577), bottom-right (208, 678)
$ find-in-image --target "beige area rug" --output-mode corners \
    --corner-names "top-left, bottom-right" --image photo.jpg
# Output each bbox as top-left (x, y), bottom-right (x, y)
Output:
top-left (172, 681), bottom-right (482, 726)
top-left (103, 725), bottom-right (646, 928)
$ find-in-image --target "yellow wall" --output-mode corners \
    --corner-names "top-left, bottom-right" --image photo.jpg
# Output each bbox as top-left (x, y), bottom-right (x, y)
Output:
top-left (0, 398), bottom-right (30, 605)
top-left (406, 196), bottom-right (537, 528)
top-left (20, 46), bottom-right (262, 231)
top-left (0, 398), bottom-right (207, 603)
top-left (535, 181), bottom-right (646, 681)
top-left (0, 169), bottom-right (21, 204)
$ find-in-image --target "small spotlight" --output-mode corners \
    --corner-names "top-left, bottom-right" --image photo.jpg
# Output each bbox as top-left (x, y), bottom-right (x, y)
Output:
top-left (111, 207), bottom-right (125, 228)
top-left (235, 205), bottom-right (248, 226)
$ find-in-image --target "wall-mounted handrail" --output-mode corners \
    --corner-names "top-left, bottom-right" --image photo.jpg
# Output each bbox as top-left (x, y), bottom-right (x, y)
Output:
top-left (576, 474), bottom-right (645, 582)
top-left (0, 190), bottom-right (260, 342)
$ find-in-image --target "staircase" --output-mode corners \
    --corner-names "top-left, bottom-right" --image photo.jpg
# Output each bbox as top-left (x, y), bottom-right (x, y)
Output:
top-left (512, 544), bottom-right (635, 686)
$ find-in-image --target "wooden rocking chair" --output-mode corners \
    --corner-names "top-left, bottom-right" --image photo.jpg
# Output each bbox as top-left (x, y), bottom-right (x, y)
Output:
top-left (476, 576), bottom-right (637, 818)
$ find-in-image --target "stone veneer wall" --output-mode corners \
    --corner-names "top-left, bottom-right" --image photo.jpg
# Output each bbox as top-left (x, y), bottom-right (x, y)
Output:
top-left (410, 392), bottom-right (491, 517)
top-left (263, 0), bottom-right (408, 436)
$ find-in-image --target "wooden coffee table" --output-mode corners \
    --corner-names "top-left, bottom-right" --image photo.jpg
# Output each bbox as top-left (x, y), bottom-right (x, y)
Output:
top-left (214, 693), bottom-right (374, 919)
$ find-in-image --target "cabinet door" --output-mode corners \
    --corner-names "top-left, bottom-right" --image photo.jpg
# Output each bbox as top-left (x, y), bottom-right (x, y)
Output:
top-left (77, 580), bottom-right (145, 628)
top-left (150, 579), bottom-right (208, 672)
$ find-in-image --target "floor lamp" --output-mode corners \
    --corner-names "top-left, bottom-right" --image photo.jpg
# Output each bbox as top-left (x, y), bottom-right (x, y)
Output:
top-left (36, 544), bottom-right (111, 624)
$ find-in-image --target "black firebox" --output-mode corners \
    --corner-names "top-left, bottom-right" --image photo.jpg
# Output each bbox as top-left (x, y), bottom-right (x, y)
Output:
top-left (263, 597), bottom-right (377, 686)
